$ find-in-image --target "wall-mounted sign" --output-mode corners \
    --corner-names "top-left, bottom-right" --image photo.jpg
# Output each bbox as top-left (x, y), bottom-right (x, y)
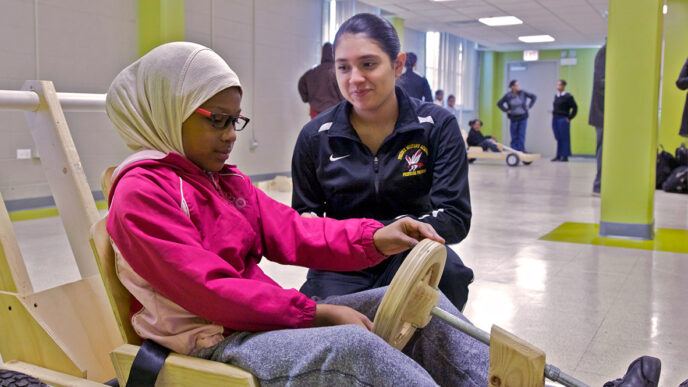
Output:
top-left (561, 58), bottom-right (578, 66)
top-left (523, 50), bottom-right (539, 61)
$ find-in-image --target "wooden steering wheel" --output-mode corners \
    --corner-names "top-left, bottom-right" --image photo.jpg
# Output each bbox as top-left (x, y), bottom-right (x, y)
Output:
top-left (372, 239), bottom-right (446, 350)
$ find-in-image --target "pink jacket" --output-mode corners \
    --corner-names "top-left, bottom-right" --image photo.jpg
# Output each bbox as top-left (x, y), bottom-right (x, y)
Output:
top-left (107, 151), bottom-right (386, 354)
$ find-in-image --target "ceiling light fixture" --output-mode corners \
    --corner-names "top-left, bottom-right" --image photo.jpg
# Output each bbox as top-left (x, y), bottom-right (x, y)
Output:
top-left (518, 35), bottom-right (555, 43)
top-left (663, 4), bottom-right (667, 14)
top-left (478, 16), bottom-right (523, 26)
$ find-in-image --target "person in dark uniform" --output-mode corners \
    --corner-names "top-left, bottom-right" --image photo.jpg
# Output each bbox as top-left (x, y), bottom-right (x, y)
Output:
top-left (551, 79), bottom-right (578, 162)
top-left (291, 13), bottom-right (474, 311)
top-left (589, 43), bottom-right (606, 195)
top-left (677, 57), bottom-right (688, 138)
top-left (396, 52), bottom-right (433, 102)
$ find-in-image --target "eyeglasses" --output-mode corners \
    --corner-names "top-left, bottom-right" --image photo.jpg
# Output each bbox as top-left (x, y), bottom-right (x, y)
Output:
top-left (195, 108), bottom-right (250, 131)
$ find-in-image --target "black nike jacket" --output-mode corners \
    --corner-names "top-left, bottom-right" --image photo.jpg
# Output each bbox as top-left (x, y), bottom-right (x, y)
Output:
top-left (291, 87), bottom-right (471, 244)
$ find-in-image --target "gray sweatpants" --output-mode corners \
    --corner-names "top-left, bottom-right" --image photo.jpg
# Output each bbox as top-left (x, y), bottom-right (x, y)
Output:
top-left (194, 287), bottom-right (489, 386)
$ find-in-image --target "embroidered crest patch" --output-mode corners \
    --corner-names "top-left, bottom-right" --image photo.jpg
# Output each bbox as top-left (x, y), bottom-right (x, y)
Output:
top-left (397, 144), bottom-right (428, 176)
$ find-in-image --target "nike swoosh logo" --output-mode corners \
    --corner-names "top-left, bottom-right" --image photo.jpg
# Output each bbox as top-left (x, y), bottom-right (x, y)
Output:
top-left (329, 154), bottom-right (351, 162)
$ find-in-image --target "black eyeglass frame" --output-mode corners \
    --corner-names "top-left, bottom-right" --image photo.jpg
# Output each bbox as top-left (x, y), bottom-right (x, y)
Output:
top-left (195, 107), bottom-right (250, 131)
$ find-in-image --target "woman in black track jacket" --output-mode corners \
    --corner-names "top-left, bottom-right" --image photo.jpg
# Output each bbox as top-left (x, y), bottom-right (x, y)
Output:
top-left (290, 13), bottom-right (474, 311)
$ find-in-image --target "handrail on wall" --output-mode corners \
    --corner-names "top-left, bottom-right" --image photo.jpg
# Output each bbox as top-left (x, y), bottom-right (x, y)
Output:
top-left (0, 89), bottom-right (106, 112)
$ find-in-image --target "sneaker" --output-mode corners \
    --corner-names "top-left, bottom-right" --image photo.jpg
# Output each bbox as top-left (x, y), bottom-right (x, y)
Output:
top-left (603, 356), bottom-right (661, 387)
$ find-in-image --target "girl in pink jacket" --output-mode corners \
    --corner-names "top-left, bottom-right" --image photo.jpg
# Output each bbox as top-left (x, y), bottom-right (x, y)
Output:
top-left (105, 41), bottom-right (489, 386)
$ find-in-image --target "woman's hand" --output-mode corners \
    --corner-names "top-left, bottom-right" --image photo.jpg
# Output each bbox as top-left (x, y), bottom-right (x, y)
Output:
top-left (313, 304), bottom-right (373, 330)
top-left (373, 217), bottom-right (445, 256)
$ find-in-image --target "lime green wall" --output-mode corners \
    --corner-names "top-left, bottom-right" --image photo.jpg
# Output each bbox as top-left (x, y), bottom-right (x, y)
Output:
top-left (479, 49), bottom-right (599, 154)
top-left (138, 0), bottom-right (185, 57)
top-left (390, 17), bottom-right (405, 48)
top-left (659, 0), bottom-right (688, 152)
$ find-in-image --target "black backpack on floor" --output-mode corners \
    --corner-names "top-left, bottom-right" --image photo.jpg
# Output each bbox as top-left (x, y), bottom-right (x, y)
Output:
top-left (656, 146), bottom-right (678, 189)
top-left (662, 166), bottom-right (688, 193)
top-left (676, 143), bottom-right (688, 167)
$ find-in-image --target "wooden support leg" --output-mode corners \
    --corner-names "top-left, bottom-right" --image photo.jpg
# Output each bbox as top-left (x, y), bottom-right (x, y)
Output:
top-left (488, 325), bottom-right (546, 387)
top-left (21, 80), bottom-right (101, 278)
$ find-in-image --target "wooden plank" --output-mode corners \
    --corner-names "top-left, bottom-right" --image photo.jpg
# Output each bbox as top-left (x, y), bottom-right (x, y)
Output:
top-left (1, 361), bottom-right (104, 387)
top-left (21, 80), bottom-right (100, 278)
top-left (0, 193), bottom-right (33, 294)
top-left (111, 344), bottom-right (259, 387)
top-left (0, 292), bottom-right (84, 378)
top-left (21, 275), bottom-right (122, 382)
top-left (488, 325), bottom-right (545, 387)
top-left (90, 217), bottom-right (141, 345)
top-left (467, 151), bottom-right (541, 162)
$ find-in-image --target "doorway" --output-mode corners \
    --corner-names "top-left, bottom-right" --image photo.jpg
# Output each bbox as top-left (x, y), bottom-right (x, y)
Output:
top-left (503, 61), bottom-right (559, 156)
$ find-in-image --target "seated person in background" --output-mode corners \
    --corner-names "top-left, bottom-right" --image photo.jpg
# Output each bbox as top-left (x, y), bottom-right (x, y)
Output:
top-left (104, 41), bottom-right (489, 386)
top-left (466, 119), bottom-right (502, 152)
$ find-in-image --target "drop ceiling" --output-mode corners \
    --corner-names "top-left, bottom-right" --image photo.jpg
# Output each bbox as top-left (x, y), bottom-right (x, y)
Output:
top-left (361, 0), bottom-right (609, 51)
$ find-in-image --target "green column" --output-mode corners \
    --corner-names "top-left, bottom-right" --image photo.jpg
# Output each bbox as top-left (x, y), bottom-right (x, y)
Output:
top-left (390, 17), bottom-right (404, 48)
top-left (599, 0), bottom-right (663, 239)
top-left (658, 0), bottom-right (688, 151)
top-left (138, 0), bottom-right (185, 57)
top-left (478, 51), bottom-right (496, 139)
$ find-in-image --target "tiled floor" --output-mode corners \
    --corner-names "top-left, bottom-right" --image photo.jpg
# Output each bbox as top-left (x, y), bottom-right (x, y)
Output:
top-left (7, 159), bottom-right (688, 386)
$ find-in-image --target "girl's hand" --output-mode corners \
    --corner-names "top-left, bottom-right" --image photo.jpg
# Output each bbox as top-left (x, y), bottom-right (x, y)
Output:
top-left (313, 304), bottom-right (373, 330)
top-left (373, 217), bottom-right (445, 256)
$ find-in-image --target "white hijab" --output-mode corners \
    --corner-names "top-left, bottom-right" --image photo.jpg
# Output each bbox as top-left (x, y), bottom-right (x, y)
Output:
top-left (106, 42), bottom-right (242, 156)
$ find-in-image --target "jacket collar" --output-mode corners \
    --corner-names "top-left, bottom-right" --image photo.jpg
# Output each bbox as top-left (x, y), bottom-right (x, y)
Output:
top-left (327, 86), bottom-right (426, 141)
top-left (110, 150), bottom-right (235, 204)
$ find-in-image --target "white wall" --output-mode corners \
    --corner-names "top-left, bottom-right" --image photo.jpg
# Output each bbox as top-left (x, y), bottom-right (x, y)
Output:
top-left (0, 0), bottom-right (323, 204)
top-left (0, 0), bottom-right (137, 201)
top-left (185, 0), bottom-right (323, 177)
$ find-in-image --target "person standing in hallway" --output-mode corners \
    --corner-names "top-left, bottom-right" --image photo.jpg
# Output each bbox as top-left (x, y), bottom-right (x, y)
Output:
top-left (677, 57), bottom-right (688, 138)
top-left (497, 80), bottom-right (536, 152)
top-left (589, 43), bottom-right (606, 195)
top-left (446, 94), bottom-right (457, 117)
top-left (551, 79), bottom-right (578, 162)
top-left (434, 89), bottom-right (444, 106)
top-left (298, 42), bottom-right (343, 119)
top-left (396, 52), bottom-right (433, 102)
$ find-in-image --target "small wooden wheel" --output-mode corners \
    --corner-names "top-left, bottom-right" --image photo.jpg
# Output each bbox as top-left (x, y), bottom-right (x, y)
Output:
top-left (372, 239), bottom-right (446, 349)
top-left (506, 153), bottom-right (520, 166)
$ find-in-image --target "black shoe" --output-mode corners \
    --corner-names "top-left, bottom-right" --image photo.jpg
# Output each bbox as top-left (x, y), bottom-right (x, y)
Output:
top-left (560, 156), bottom-right (568, 162)
top-left (603, 356), bottom-right (661, 387)
top-left (551, 157), bottom-right (560, 162)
